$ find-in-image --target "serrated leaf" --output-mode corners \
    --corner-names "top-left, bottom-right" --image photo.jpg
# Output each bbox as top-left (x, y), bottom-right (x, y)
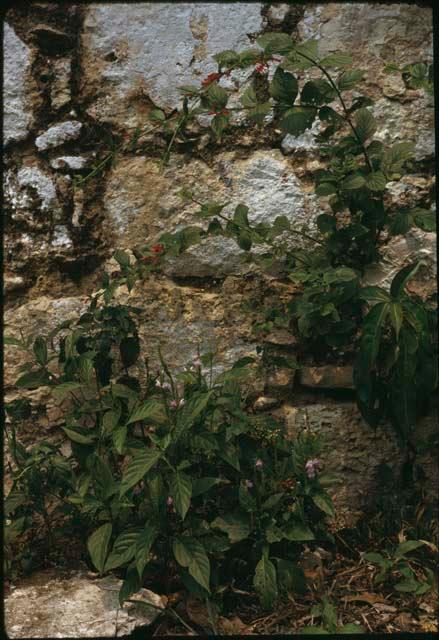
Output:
top-left (87, 522), bottom-right (112, 573)
top-left (342, 173), bottom-right (366, 190)
top-left (320, 51), bottom-right (353, 67)
top-left (337, 69), bottom-right (364, 91)
top-left (257, 32), bottom-right (294, 55)
top-left (169, 472), bottom-right (192, 519)
top-left (254, 552), bottom-right (278, 609)
top-left (270, 67), bottom-right (298, 105)
top-left (301, 79), bottom-right (335, 106)
top-left (213, 49), bottom-right (239, 68)
top-left (338, 623), bottom-right (366, 633)
top-left (365, 171), bottom-right (386, 191)
top-left (119, 449), bottom-right (162, 496)
top-left (280, 107), bottom-right (317, 135)
top-left (355, 108), bottom-right (376, 143)
top-left (173, 537), bottom-right (211, 592)
top-left (206, 83), bottom-right (228, 109)
top-left (283, 40), bottom-right (319, 71)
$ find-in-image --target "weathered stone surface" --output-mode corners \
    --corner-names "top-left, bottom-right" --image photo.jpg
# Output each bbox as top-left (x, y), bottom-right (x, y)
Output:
top-left (265, 328), bottom-right (297, 347)
top-left (5, 570), bottom-right (166, 638)
top-left (254, 396), bottom-right (280, 411)
top-left (363, 228), bottom-right (436, 298)
top-left (3, 23), bottom-right (32, 145)
top-left (4, 275), bottom-right (25, 294)
top-left (266, 366), bottom-right (296, 394)
top-left (80, 3), bottom-right (264, 127)
top-left (35, 120), bottom-right (83, 151)
top-left (50, 57), bottom-right (72, 110)
top-left (299, 365), bottom-right (354, 390)
top-left (5, 164), bottom-right (62, 226)
top-left (278, 403), bottom-right (439, 527)
top-left (50, 155), bottom-right (90, 170)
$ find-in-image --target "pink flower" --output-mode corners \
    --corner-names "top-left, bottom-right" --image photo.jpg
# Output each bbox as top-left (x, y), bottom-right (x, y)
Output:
top-left (193, 358), bottom-right (202, 367)
top-left (305, 459), bottom-right (323, 479)
top-left (166, 496), bottom-right (174, 506)
top-left (245, 479), bottom-right (254, 489)
top-left (255, 458), bottom-right (264, 470)
top-left (170, 399), bottom-right (178, 409)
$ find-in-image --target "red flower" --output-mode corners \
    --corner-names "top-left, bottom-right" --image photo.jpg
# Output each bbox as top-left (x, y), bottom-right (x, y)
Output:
top-left (255, 62), bottom-right (269, 74)
top-left (202, 72), bottom-right (222, 87)
top-left (151, 244), bottom-right (164, 254)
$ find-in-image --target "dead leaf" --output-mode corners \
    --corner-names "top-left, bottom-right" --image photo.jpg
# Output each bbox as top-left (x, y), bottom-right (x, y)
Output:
top-left (185, 595), bottom-right (217, 632)
top-left (344, 592), bottom-right (385, 605)
top-left (372, 603), bottom-right (397, 613)
top-left (219, 615), bottom-right (252, 635)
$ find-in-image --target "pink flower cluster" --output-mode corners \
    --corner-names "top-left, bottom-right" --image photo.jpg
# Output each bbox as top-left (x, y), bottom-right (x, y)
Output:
top-left (305, 458), bottom-right (323, 479)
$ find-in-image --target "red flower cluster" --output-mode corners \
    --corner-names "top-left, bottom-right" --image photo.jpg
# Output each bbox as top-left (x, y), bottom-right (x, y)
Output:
top-left (255, 62), bottom-right (269, 74)
top-left (152, 244), bottom-right (164, 254)
top-left (140, 244), bottom-right (165, 265)
top-left (208, 108), bottom-right (230, 116)
top-left (202, 72), bottom-right (222, 87)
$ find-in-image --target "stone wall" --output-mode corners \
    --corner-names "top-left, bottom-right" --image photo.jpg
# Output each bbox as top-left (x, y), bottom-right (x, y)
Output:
top-left (4, 3), bottom-right (437, 524)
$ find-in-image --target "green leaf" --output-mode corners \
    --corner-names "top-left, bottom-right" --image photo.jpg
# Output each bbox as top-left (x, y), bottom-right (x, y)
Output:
top-left (337, 69), bottom-right (364, 91)
top-left (206, 83), bottom-right (228, 109)
top-left (365, 171), bottom-right (386, 191)
top-left (254, 551), bottom-right (278, 609)
top-left (381, 141), bottom-right (414, 176)
top-left (120, 337), bottom-right (140, 368)
top-left (102, 407), bottom-right (121, 435)
top-left (359, 287), bottom-right (390, 302)
top-left (118, 568), bottom-right (141, 606)
top-left (237, 230), bottom-right (252, 251)
top-left (173, 537), bottom-right (211, 592)
top-left (62, 426), bottom-right (96, 445)
top-left (338, 623), bottom-right (366, 633)
top-left (135, 525), bottom-right (158, 577)
top-left (213, 49), bottom-right (239, 69)
top-left (280, 107), bottom-right (317, 136)
top-left (257, 32), bottom-right (294, 55)
top-left (192, 477), bottom-right (223, 498)
top-left (238, 48), bottom-right (261, 66)
top-left (301, 80), bottom-right (335, 106)
top-left (114, 249), bottom-right (131, 267)
top-left (211, 513), bottom-right (250, 543)
top-left (412, 208), bottom-right (436, 232)
top-left (390, 262), bottom-right (423, 299)
top-left (270, 67), bottom-right (298, 105)
top-left (33, 336), bottom-right (48, 366)
top-left (394, 578), bottom-right (422, 593)
top-left (127, 400), bottom-right (166, 425)
top-left (364, 552), bottom-right (385, 564)
top-left (354, 108), bottom-right (376, 143)
top-left (300, 627), bottom-right (329, 634)
top-left (389, 302), bottom-right (403, 339)
top-left (395, 540), bottom-right (425, 557)
top-left (169, 472), bottom-right (192, 520)
top-left (311, 492), bottom-right (335, 517)
top-left (105, 530), bottom-right (140, 571)
top-left (78, 356), bottom-right (94, 384)
top-left (262, 493), bottom-right (284, 510)
top-left (119, 449), bottom-right (162, 496)
top-left (113, 425), bottom-right (128, 454)
top-left (341, 173), bottom-right (366, 190)
top-left (52, 381), bottom-right (84, 399)
top-left (284, 521), bottom-right (315, 541)
top-left (275, 559), bottom-right (307, 595)
top-left (320, 51), bottom-right (353, 67)
top-left (87, 522), bottom-right (112, 573)
top-left (315, 183), bottom-right (337, 197)
top-left (15, 369), bottom-right (50, 389)
top-left (211, 113), bottom-right (229, 139)
top-left (283, 40), bottom-right (319, 71)
top-left (316, 213), bottom-right (336, 232)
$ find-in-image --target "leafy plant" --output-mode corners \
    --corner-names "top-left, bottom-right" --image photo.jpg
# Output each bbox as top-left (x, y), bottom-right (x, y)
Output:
top-left (300, 597), bottom-right (365, 634)
top-left (5, 263), bottom-right (334, 610)
top-left (364, 539), bottom-right (437, 595)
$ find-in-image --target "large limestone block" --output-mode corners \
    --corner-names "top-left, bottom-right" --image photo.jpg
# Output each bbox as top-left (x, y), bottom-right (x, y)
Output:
top-left (3, 23), bottom-right (33, 145)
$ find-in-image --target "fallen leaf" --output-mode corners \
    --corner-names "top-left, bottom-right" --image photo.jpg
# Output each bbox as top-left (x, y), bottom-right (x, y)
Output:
top-left (186, 595), bottom-right (217, 632)
top-left (372, 603), bottom-right (397, 613)
top-left (344, 592), bottom-right (385, 605)
top-left (219, 615), bottom-right (252, 635)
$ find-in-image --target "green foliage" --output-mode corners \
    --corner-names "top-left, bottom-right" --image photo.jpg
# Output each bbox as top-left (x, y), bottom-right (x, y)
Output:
top-left (300, 597), bottom-right (365, 634)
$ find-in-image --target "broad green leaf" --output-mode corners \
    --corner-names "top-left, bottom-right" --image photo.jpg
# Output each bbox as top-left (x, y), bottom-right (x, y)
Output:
top-left (120, 337), bottom-right (140, 368)
top-left (262, 493), bottom-right (284, 509)
top-left (237, 230), bottom-right (252, 251)
top-left (113, 425), bottom-right (128, 454)
top-left (135, 525), bottom-right (158, 577)
top-left (338, 623), bottom-right (366, 633)
top-left (270, 67), bottom-right (298, 105)
top-left (169, 472), bottom-right (192, 519)
top-left (359, 301), bottom-right (390, 367)
top-left (206, 83), bottom-right (228, 109)
top-left (389, 302), bottom-right (403, 339)
top-left (315, 183), bottom-right (337, 197)
top-left (105, 530), bottom-right (140, 571)
top-left (256, 32), bottom-right (294, 55)
top-left (341, 173), bottom-right (366, 190)
top-left (119, 449), bottom-right (162, 496)
top-left (102, 407), bottom-right (121, 435)
top-left (127, 399), bottom-right (166, 425)
top-left (87, 522), bottom-right (112, 573)
top-left (254, 552), bottom-right (278, 609)
top-left (365, 171), bottom-right (387, 191)
top-left (213, 49), bottom-right (239, 69)
top-left (211, 113), bottom-right (229, 139)
top-left (412, 207), bottom-right (436, 232)
top-left (301, 79), bottom-right (335, 106)
top-left (211, 513), bottom-right (250, 543)
top-left (192, 477), bottom-right (223, 497)
top-left (114, 249), bottom-right (131, 267)
top-left (395, 540), bottom-right (425, 557)
top-left (78, 356), bottom-right (94, 384)
top-left (355, 108), bottom-right (376, 143)
top-left (33, 336), bottom-right (48, 366)
top-left (118, 568), bottom-right (142, 606)
top-left (62, 426), bottom-right (96, 445)
top-left (280, 107), bottom-right (317, 135)
top-left (311, 492), bottom-right (335, 517)
top-left (283, 39), bottom-right (319, 70)
top-left (173, 537), bottom-right (211, 592)
top-left (15, 369), bottom-right (50, 389)
top-left (4, 336), bottom-right (25, 347)
top-left (390, 262), bottom-right (423, 299)
top-left (394, 578), bottom-right (422, 593)
top-left (381, 141), bottom-right (414, 175)
top-left (359, 287), bottom-right (390, 302)
top-left (284, 521), bottom-right (315, 541)
top-left (337, 69), bottom-right (364, 91)
top-left (320, 51), bottom-right (353, 67)
top-left (52, 381), bottom-right (84, 399)
top-left (364, 552), bottom-right (385, 564)
top-left (275, 559), bottom-right (307, 594)
top-left (239, 48), bottom-right (261, 66)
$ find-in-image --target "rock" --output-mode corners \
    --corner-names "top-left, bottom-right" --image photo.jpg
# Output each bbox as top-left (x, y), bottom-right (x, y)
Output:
top-left (254, 396), bottom-right (280, 411)
top-left (5, 165), bottom-right (62, 226)
top-left (299, 365), bottom-right (354, 389)
top-left (267, 4), bottom-right (291, 25)
top-left (265, 328), bottom-right (297, 346)
top-left (80, 3), bottom-right (264, 127)
top-left (31, 24), bottom-right (75, 53)
top-left (266, 367), bottom-right (296, 394)
top-left (5, 569), bottom-right (166, 638)
top-left (3, 23), bottom-right (32, 145)
top-left (50, 155), bottom-right (89, 170)
top-left (35, 121), bottom-right (83, 151)
top-left (277, 403), bottom-right (438, 527)
top-left (4, 275), bottom-right (25, 294)
top-left (50, 58), bottom-right (72, 110)
top-left (281, 120), bottom-right (321, 154)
